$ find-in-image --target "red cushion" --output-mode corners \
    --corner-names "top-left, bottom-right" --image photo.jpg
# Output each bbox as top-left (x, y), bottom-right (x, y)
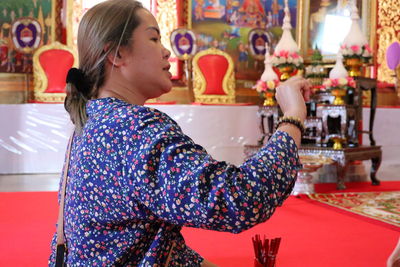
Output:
top-left (39, 49), bottom-right (75, 94)
top-left (198, 54), bottom-right (229, 95)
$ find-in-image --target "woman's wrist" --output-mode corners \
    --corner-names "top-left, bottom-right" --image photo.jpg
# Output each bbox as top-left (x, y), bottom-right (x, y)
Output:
top-left (276, 116), bottom-right (305, 135)
top-left (283, 111), bottom-right (306, 123)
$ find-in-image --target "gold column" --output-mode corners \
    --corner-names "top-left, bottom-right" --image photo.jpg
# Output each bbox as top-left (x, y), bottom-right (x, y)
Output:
top-left (155, 0), bottom-right (177, 58)
top-left (377, 0), bottom-right (400, 83)
top-left (55, 0), bottom-right (63, 42)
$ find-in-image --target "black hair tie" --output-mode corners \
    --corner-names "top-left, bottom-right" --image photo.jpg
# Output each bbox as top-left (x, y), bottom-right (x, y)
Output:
top-left (66, 68), bottom-right (90, 95)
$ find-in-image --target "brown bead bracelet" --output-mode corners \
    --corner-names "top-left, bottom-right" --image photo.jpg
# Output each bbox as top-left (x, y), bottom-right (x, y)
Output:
top-left (276, 116), bottom-right (305, 135)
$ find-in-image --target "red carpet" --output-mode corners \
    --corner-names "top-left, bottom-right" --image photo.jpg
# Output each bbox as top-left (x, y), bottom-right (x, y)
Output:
top-left (0, 192), bottom-right (58, 266)
top-left (1, 183), bottom-right (399, 267)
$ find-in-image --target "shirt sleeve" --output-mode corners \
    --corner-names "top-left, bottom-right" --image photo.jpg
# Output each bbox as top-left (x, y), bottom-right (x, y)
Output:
top-left (125, 114), bottom-right (301, 234)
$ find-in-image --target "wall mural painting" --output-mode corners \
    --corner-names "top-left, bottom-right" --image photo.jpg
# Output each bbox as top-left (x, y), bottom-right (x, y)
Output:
top-left (0, 0), bottom-right (54, 73)
top-left (191, 0), bottom-right (297, 81)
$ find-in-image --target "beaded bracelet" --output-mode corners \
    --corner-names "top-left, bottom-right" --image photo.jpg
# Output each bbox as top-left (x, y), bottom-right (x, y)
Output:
top-left (276, 116), bottom-right (305, 135)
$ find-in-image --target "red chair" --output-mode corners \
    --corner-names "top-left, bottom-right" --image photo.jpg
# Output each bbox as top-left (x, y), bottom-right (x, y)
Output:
top-left (33, 41), bottom-right (78, 102)
top-left (192, 47), bottom-right (237, 104)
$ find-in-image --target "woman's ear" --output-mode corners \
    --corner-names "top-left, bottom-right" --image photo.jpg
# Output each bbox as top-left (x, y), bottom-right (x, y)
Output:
top-left (105, 45), bottom-right (126, 67)
top-left (106, 49), bottom-right (123, 67)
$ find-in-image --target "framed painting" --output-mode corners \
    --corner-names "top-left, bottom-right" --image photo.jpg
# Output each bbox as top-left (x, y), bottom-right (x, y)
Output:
top-left (188, 0), bottom-right (301, 81)
top-left (0, 0), bottom-right (55, 73)
top-left (300, 0), bottom-right (377, 61)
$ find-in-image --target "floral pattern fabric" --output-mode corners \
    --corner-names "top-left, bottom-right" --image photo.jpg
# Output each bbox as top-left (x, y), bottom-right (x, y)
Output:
top-left (49, 97), bottom-right (301, 266)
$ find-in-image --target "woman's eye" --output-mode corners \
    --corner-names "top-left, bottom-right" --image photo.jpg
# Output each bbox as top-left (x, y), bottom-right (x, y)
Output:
top-left (151, 38), bottom-right (159, 42)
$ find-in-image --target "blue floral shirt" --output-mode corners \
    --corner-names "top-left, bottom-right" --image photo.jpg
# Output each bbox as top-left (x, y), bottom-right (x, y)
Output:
top-left (49, 97), bottom-right (301, 266)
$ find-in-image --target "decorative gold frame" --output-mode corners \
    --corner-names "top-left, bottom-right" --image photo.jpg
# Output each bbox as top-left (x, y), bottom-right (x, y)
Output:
top-left (299, 0), bottom-right (376, 61)
top-left (192, 47), bottom-right (235, 104)
top-left (51, 0), bottom-right (57, 43)
top-left (66, 0), bottom-right (75, 48)
top-left (33, 41), bottom-right (78, 102)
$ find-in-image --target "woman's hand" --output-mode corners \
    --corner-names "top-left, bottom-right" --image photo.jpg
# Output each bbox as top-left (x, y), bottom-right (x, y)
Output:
top-left (275, 76), bottom-right (311, 122)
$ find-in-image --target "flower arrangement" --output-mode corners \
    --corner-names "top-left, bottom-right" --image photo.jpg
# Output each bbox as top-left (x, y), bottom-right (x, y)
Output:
top-left (271, 50), bottom-right (304, 69)
top-left (339, 44), bottom-right (372, 62)
top-left (322, 76), bottom-right (356, 105)
top-left (322, 76), bottom-right (356, 91)
top-left (253, 79), bottom-right (280, 97)
top-left (253, 79), bottom-right (280, 106)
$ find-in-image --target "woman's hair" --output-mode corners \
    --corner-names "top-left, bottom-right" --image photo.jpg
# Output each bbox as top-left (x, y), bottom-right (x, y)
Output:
top-left (64, 0), bottom-right (144, 133)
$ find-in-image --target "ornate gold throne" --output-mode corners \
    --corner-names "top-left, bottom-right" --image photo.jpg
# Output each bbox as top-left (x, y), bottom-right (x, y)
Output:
top-left (192, 47), bottom-right (236, 104)
top-left (33, 41), bottom-right (78, 102)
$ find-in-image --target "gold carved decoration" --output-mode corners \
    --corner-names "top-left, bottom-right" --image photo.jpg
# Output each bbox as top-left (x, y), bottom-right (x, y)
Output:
top-left (192, 48), bottom-right (236, 104)
top-left (182, 0), bottom-right (189, 27)
top-left (66, 0), bottom-right (82, 49)
top-left (377, 0), bottom-right (400, 83)
top-left (33, 42), bottom-right (78, 102)
top-left (156, 0), bottom-right (177, 58)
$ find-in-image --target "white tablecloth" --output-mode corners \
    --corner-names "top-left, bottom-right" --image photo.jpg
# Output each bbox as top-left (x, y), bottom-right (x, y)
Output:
top-left (0, 104), bottom-right (260, 173)
top-left (0, 104), bottom-right (399, 180)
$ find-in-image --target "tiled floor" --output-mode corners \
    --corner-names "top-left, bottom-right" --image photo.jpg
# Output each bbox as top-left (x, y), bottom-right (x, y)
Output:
top-left (0, 174), bottom-right (59, 192)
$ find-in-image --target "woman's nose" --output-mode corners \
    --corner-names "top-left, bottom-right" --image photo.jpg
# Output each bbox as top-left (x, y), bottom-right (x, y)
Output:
top-left (163, 46), bottom-right (171, 59)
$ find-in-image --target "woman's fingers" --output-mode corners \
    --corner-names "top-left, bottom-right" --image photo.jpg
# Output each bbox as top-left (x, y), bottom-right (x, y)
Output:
top-left (301, 79), bottom-right (312, 101)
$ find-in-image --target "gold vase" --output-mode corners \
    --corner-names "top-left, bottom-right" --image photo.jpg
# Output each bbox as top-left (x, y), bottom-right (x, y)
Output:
top-left (331, 88), bottom-right (346, 105)
top-left (345, 57), bottom-right (362, 77)
top-left (278, 65), bottom-right (295, 81)
top-left (331, 136), bottom-right (346, 150)
top-left (263, 91), bottom-right (276, 106)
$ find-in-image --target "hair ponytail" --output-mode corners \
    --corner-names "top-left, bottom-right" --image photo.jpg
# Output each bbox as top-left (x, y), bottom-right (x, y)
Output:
top-left (64, 68), bottom-right (91, 132)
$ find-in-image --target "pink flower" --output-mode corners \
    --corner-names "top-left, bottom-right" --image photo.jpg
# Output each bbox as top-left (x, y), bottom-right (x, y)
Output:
top-left (290, 52), bottom-right (300, 59)
top-left (347, 77), bottom-right (356, 88)
top-left (331, 78), bottom-right (339, 87)
top-left (340, 44), bottom-right (346, 49)
top-left (279, 50), bottom-right (289, 58)
top-left (254, 80), bottom-right (267, 92)
top-left (351, 45), bottom-right (360, 54)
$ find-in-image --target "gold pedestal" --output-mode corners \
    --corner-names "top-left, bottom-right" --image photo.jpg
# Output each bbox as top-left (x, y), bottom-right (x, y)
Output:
top-left (331, 88), bottom-right (347, 105)
top-left (278, 65), bottom-right (294, 81)
top-left (345, 58), bottom-right (362, 77)
top-left (331, 136), bottom-right (346, 150)
top-left (263, 91), bottom-right (276, 106)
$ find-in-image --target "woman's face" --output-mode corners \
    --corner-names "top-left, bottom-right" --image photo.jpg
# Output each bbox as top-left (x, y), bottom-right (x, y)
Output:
top-left (119, 9), bottom-right (172, 100)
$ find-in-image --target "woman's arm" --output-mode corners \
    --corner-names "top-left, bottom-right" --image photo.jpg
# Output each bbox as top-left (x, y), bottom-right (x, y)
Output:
top-left (388, 237), bottom-right (400, 267)
top-left (125, 118), bottom-right (300, 233)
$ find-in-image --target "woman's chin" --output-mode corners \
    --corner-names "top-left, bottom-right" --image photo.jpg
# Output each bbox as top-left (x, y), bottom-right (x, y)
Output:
top-left (161, 81), bottom-right (173, 94)
top-left (148, 84), bottom-right (172, 100)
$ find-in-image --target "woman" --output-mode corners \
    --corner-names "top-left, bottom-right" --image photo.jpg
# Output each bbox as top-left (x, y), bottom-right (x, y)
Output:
top-left (49, 0), bottom-right (310, 266)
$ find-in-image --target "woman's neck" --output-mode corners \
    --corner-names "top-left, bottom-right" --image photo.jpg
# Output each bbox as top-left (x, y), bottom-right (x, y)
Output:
top-left (97, 81), bottom-right (145, 106)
